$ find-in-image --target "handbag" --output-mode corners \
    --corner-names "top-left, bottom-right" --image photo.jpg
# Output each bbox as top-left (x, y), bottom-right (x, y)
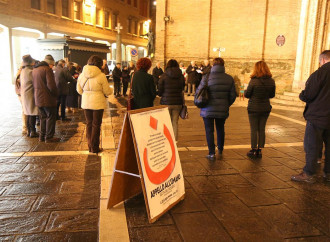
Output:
top-left (179, 91), bottom-right (188, 119)
top-left (127, 73), bottom-right (135, 111)
top-left (194, 73), bottom-right (210, 108)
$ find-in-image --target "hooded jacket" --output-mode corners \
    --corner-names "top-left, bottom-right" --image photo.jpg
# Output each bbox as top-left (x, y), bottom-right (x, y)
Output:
top-left (244, 76), bottom-right (276, 113)
top-left (158, 67), bottom-right (185, 105)
top-left (21, 64), bottom-right (39, 115)
top-left (196, 65), bottom-right (236, 119)
top-left (300, 62), bottom-right (330, 129)
top-left (32, 61), bottom-right (58, 107)
top-left (77, 65), bottom-right (113, 110)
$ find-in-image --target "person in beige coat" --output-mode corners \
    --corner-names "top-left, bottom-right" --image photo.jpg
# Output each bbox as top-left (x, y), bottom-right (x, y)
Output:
top-left (77, 55), bottom-right (113, 153)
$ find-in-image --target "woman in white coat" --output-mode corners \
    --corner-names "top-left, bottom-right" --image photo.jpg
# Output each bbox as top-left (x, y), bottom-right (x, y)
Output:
top-left (20, 55), bottom-right (39, 138)
top-left (77, 55), bottom-right (113, 153)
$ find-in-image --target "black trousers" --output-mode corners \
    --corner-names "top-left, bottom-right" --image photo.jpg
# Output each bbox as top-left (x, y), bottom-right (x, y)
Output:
top-left (26, 115), bottom-right (37, 134)
top-left (122, 80), bottom-right (129, 95)
top-left (203, 117), bottom-right (225, 155)
top-left (84, 109), bottom-right (104, 152)
top-left (39, 107), bottom-right (56, 139)
top-left (248, 112), bottom-right (269, 149)
top-left (57, 95), bottom-right (67, 119)
top-left (114, 81), bottom-right (121, 95)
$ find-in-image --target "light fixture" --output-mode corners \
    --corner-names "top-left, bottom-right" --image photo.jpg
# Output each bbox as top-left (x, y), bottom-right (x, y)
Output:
top-left (164, 16), bottom-right (170, 22)
top-left (153, 1), bottom-right (157, 5)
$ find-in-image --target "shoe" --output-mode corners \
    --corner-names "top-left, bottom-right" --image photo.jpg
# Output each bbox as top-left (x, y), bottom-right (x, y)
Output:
top-left (45, 137), bottom-right (61, 143)
top-left (217, 150), bottom-right (223, 160)
top-left (39, 136), bottom-right (45, 142)
top-left (256, 149), bottom-right (262, 158)
top-left (291, 172), bottom-right (316, 184)
top-left (91, 148), bottom-right (103, 154)
top-left (247, 149), bottom-right (258, 159)
top-left (206, 154), bottom-right (216, 161)
top-left (323, 173), bottom-right (330, 182)
top-left (29, 132), bottom-right (38, 138)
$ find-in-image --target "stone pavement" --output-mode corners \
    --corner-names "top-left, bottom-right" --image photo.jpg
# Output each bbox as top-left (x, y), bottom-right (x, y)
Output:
top-left (0, 82), bottom-right (329, 241)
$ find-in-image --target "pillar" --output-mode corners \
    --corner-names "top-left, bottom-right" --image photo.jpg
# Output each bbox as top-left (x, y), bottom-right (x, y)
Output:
top-left (8, 28), bottom-right (14, 84)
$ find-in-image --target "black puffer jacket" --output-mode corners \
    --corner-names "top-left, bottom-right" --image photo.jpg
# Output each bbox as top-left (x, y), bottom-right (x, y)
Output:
top-left (244, 76), bottom-right (276, 113)
top-left (196, 65), bottom-right (236, 119)
top-left (158, 67), bottom-right (185, 105)
top-left (300, 62), bottom-right (330, 129)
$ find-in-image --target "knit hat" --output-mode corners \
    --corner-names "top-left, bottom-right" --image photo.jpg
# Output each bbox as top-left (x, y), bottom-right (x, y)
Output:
top-left (44, 54), bottom-right (55, 66)
top-left (22, 54), bottom-right (35, 66)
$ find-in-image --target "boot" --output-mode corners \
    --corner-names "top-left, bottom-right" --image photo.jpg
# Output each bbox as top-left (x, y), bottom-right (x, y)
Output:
top-left (247, 149), bottom-right (258, 159)
top-left (256, 148), bottom-right (262, 158)
top-left (29, 131), bottom-right (38, 138)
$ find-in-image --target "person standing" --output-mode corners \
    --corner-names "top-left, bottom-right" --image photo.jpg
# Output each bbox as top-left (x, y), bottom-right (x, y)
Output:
top-left (158, 59), bottom-right (185, 140)
top-left (121, 66), bottom-right (130, 96)
top-left (54, 60), bottom-right (74, 121)
top-left (112, 63), bottom-right (122, 97)
top-left (186, 61), bottom-right (198, 96)
top-left (202, 59), bottom-right (212, 76)
top-left (77, 55), bottom-right (112, 153)
top-left (152, 62), bottom-right (164, 90)
top-left (179, 62), bottom-right (187, 92)
top-left (32, 54), bottom-right (58, 142)
top-left (196, 58), bottom-right (236, 161)
top-left (131, 58), bottom-right (156, 109)
top-left (15, 65), bottom-right (28, 134)
top-left (66, 63), bottom-right (79, 113)
top-left (20, 55), bottom-right (39, 138)
top-left (244, 61), bottom-right (276, 159)
top-left (291, 50), bottom-right (330, 183)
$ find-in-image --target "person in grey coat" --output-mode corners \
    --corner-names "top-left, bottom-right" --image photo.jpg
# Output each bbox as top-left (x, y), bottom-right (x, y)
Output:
top-left (196, 58), bottom-right (236, 161)
top-left (244, 61), bottom-right (275, 159)
top-left (20, 54), bottom-right (39, 138)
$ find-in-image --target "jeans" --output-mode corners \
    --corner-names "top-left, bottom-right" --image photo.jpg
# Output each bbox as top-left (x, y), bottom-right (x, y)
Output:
top-left (84, 109), bottom-right (104, 152)
top-left (168, 105), bottom-right (181, 141)
top-left (114, 81), bottom-right (121, 95)
top-left (57, 95), bottom-right (67, 119)
top-left (26, 115), bottom-right (36, 134)
top-left (303, 121), bottom-right (330, 175)
top-left (39, 107), bottom-right (56, 140)
top-left (248, 112), bottom-right (269, 149)
top-left (203, 118), bottom-right (225, 155)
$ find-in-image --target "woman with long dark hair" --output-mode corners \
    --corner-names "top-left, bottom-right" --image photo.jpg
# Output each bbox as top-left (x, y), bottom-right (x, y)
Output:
top-left (77, 55), bottom-right (112, 153)
top-left (244, 61), bottom-right (276, 159)
top-left (158, 59), bottom-right (185, 140)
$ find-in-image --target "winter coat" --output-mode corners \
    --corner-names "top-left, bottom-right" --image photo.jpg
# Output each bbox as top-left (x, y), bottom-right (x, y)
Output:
top-left (196, 65), bottom-right (236, 119)
top-left (131, 69), bottom-right (156, 109)
top-left (122, 69), bottom-right (130, 83)
top-left (300, 62), bottom-right (330, 129)
top-left (54, 66), bottom-right (74, 96)
top-left (152, 66), bottom-right (164, 85)
top-left (77, 65), bottom-right (113, 110)
top-left (186, 65), bottom-right (199, 84)
top-left (32, 61), bottom-right (58, 107)
top-left (202, 65), bottom-right (212, 76)
top-left (112, 66), bottom-right (122, 82)
top-left (20, 65), bottom-right (38, 115)
top-left (158, 67), bottom-right (185, 105)
top-left (244, 76), bottom-right (276, 113)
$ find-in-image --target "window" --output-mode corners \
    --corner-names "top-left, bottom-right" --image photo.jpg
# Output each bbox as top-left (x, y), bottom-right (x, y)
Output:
top-left (134, 20), bottom-right (138, 35)
top-left (139, 22), bottom-right (144, 35)
top-left (47, 0), bottom-right (55, 14)
top-left (127, 18), bottom-right (132, 33)
top-left (84, 4), bottom-right (92, 23)
top-left (104, 10), bottom-right (110, 28)
top-left (134, 0), bottom-right (137, 7)
top-left (74, 1), bottom-right (82, 20)
top-left (62, 0), bottom-right (69, 17)
top-left (96, 8), bottom-right (102, 26)
top-left (31, 0), bottom-right (40, 10)
top-left (112, 14), bottom-right (118, 30)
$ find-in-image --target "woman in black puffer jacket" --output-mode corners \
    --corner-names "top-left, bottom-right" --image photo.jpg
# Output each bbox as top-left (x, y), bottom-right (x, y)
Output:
top-left (158, 59), bottom-right (185, 140)
top-left (196, 58), bottom-right (236, 161)
top-left (244, 61), bottom-right (276, 159)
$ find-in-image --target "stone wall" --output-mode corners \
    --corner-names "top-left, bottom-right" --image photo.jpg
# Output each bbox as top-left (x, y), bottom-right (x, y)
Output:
top-left (155, 0), bottom-right (302, 93)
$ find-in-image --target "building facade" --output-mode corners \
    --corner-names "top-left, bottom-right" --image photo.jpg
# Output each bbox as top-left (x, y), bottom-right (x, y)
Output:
top-left (155, 0), bottom-right (330, 93)
top-left (0, 0), bottom-right (152, 82)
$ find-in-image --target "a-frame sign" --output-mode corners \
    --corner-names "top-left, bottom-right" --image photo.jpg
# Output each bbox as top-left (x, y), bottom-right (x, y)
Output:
top-left (107, 106), bottom-right (185, 223)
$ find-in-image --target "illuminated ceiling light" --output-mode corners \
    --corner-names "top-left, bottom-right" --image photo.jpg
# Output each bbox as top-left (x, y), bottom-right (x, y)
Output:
top-left (153, 1), bottom-right (156, 5)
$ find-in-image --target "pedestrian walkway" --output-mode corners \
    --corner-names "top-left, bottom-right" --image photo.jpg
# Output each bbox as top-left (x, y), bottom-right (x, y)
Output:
top-left (0, 83), bottom-right (329, 241)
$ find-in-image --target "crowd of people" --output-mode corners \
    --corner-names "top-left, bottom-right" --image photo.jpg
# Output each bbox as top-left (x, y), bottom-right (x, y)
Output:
top-left (14, 49), bottom-right (330, 183)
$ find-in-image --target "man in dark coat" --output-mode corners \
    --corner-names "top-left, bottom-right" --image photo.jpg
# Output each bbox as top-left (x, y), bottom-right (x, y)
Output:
top-left (32, 54), bottom-right (59, 143)
top-left (292, 50), bottom-right (330, 183)
top-left (195, 57), bottom-right (236, 161)
top-left (121, 66), bottom-right (130, 96)
top-left (54, 60), bottom-right (74, 121)
top-left (112, 63), bottom-right (122, 97)
top-left (186, 61), bottom-right (199, 96)
top-left (202, 60), bottom-right (212, 76)
top-left (152, 62), bottom-right (164, 90)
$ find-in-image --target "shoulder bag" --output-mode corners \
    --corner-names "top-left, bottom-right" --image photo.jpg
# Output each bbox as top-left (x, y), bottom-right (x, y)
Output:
top-left (179, 91), bottom-right (188, 119)
top-left (194, 73), bottom-right (210, 108)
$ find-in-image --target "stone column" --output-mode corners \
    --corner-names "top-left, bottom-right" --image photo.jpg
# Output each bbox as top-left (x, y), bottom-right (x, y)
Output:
top-left (115, 23), bottom-right (123, 64)
top-left (8, 27), bottom-right (14, 84)
top-left (154, 0), bottom-right (166, 68)
top-left (293, 0), bottom-right (319, 89)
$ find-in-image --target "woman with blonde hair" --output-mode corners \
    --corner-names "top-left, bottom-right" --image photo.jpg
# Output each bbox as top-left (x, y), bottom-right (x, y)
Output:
top-left (244, 61), bottom-right (276, 159)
